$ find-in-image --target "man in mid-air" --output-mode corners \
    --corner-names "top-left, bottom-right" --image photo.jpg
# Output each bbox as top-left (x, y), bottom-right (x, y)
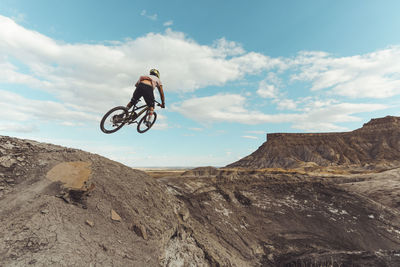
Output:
top-left (126, 69), bottom-right (165, 125)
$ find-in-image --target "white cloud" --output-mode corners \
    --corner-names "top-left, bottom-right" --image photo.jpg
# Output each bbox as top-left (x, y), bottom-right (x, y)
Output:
top-left (0, 122), bottom-right (37, 133)
top-left (257, 72), bottom-right (283, 99)
top-left (60, 121), bottom-right (85, 127)
top-left (189, 127), bottom-right (203, 131)
top-left (0, 61), bottom-right (46, 86)
top-left (242, 135), bottom-right (258, 139)
top-left (0, 90), bottom-right (100, 124)
top-left (172, 93), bottom-right (302, 125)
top-left (274, 98), bottom-right (297, 110)
top-left (151, 122), bottom-right (169, 130)
top-left (257, 80), bottom-right (278, 98)
top-left (141, 10), bottom-right (157, 21)
top-left (163, 20), bottom-right (173, 27)
top-left (0, 15), bottom-right (397, 133)
top-left (290, 47), bottom-right (400, 98)
top-left (292, 102), bottom-right (388, 131)
top-left (246, 130), bottom-right (265, 135)
top-left (151, 113), bottom-right (169, 130)
top-left (11, 12), bottom-right (26, 23)
top-left (172, 93), bottom-right (388, 131)
top-left (212, 38), bottom-right (245, 57)
top-left (0, 15), bottom-right (280, 111)
top-left (15, 135), bottom-right (145, 165)
top-left (291, 121), bottom-right (348, 132)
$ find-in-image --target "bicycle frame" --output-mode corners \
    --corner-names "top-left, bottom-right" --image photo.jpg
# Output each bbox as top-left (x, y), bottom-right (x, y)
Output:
top-left (126, 100), bottom-right (160, 125)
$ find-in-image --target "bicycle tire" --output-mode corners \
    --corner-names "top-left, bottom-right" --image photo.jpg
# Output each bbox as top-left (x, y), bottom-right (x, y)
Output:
top-left (100, 106), bottom-right (129, 134)
top-left (137, 112), bottom-right (157, 133)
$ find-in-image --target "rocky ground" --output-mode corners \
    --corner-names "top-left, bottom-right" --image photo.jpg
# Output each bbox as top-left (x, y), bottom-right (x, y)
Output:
top-left (0, 136), bottom-right (202, 266)
top-left (1, 134), bottom-right (400, 266)
top-left (159, 167), bottom-right (400, 266)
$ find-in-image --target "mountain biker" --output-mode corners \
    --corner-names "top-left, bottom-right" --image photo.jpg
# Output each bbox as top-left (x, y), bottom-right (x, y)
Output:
top-left (126, 69), bottom-right (165, 125)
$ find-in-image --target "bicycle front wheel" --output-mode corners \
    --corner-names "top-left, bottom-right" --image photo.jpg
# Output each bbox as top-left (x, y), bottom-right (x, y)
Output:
top-left (137, 112), bottom-right (157, 133)
top-left (100, 106), bottom-right (129, 134)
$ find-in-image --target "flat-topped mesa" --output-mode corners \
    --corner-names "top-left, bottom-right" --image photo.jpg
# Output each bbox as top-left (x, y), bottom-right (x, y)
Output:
top-left (266, 132), bottom-right (347, 141)
top-left (228, 116), bottom-right (400, 169)
top-left (267, 116), bottom-right (400, 141)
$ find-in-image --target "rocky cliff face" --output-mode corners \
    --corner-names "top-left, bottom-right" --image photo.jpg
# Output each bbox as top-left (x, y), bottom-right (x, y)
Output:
top-left (228, 116), bottom-right (400, 169)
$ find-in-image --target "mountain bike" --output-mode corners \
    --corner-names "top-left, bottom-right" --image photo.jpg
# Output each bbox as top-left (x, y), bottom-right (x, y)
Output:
top-left (100, 100), bottom-right (161, 134)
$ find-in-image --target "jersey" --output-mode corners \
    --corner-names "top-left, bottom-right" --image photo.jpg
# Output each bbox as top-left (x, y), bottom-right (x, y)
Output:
top-left (135, 74), bottom-right (162, 90)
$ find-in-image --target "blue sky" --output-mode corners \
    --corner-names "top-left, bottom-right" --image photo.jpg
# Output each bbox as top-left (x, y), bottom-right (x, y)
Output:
top-left (0, 0), bottom-right (399, 167)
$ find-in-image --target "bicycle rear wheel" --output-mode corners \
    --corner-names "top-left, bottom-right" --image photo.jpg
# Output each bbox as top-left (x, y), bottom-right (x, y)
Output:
top-left (100, 106), bottom-right (129, 134)
top-left (137, 112), bottom-right (157, 133)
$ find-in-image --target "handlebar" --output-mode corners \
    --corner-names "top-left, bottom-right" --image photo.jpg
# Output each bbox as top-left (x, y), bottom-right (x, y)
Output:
top-left (155, 100), bottom-right (164, 107)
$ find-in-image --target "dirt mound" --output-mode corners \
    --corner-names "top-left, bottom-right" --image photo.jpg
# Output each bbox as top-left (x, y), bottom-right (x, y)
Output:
top-left (0, 136), bottom-right (207, 266)
top-left (227, 115), bottom-right (400, 169)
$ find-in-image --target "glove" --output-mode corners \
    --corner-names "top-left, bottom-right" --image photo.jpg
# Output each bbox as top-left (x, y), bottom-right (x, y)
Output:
top-left (161, 102), bottom-right (165, 108)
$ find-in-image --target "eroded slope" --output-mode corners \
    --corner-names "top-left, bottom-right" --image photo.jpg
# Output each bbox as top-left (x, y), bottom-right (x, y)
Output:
top-left (160, 167), bottom-right (400, 266)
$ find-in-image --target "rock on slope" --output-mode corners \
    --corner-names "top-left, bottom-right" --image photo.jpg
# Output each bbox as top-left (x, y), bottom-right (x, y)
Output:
top-left (0, 136), bottom-right (207, 266)
top-left (227, 116), bottom-right (400, 169)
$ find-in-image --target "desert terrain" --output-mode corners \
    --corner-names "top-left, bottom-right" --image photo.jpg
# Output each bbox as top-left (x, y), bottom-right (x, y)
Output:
top-left (1, 116), bottom-right (400, 266)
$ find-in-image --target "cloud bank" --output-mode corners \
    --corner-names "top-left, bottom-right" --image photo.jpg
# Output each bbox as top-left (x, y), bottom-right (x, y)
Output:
top-left (290, 49), bottom-right (400, 98)
top-left (172, 94), bottom-right (387, 131)
top-left (0, 15), bottom-right (398, 132)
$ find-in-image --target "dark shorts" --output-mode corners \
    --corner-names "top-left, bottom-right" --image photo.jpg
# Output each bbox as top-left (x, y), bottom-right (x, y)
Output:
top-left (131, 83), bottom-right (155, 108)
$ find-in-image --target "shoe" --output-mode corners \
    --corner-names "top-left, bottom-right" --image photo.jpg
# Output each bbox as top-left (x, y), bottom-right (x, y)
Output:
top-left (145, 120), bottom-right (152, 127)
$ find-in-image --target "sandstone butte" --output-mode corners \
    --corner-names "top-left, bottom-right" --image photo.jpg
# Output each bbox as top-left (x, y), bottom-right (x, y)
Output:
top-left (228, 115), bottom-right (400, 170)
top-left (0, 115), bottom-right (400, 266)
